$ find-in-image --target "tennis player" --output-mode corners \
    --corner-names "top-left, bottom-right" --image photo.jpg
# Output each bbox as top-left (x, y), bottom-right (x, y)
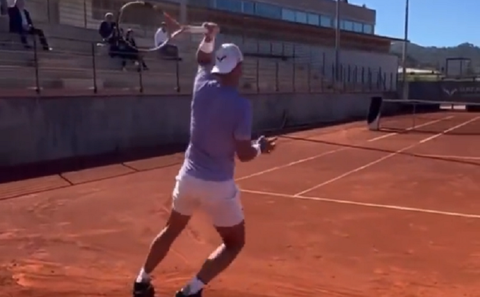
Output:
top-left (132, 23), bottom-right (276, 297)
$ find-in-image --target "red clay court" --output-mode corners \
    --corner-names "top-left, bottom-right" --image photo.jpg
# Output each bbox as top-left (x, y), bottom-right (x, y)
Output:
top-left (1, 111), bottom-right (480, 297)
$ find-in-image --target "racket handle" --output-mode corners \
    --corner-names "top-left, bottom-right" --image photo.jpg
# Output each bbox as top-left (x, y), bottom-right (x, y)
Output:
top-left (184, 26), bottom-right (208, 34)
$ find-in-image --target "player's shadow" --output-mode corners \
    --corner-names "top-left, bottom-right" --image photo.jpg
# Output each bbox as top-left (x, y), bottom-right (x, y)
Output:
top-left (280, 135), bottom-right (480, 168)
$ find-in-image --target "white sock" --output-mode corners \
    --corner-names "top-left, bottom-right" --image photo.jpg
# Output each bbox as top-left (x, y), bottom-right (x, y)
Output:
top-left (136, 268), bottom-right (150, 283)
top-left (181, 277), bottom-right (204, 295)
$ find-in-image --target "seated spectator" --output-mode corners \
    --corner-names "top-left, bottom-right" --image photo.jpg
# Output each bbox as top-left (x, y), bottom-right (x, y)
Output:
top-left (154, 22), bottom-right (179, 59)
top-left (98, 12), bottom-right (116, 43)
top-left (8, 0), bottom-right (51, 50)
top-left (118, 29), bottom-right (148, 71)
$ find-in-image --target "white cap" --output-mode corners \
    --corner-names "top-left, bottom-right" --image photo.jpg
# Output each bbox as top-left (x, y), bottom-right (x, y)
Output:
top-left (211, 43), bottom-right (244, 74)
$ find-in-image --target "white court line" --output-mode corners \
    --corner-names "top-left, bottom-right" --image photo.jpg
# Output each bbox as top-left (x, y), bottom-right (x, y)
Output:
top-left (367, 116), bottom-right (453, 142)
top-left (236, 116), bottom-right (452, 182)
top-left (293, 116), bottom-right (480, 196)
top-left (419, 116), bottom-right (480, 143)
top-left (367, 116), bottom-right (454, 142)
top-left (241, 189), bottom-right (480, 219)
top-left (416, 154), bottom-right (480, 161)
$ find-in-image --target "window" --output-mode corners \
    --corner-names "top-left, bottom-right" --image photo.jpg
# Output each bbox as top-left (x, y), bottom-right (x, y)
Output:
top-left (342, 20), bottom-right (354, 31)
top-left (320, 15), bottom-right (332, 27)
top-left (307, 13), bottom-right (319, 26)
top-left (188, 0), bottom-right (214, 8)
top-left (242, 1), bottom-right (255, 14)
top-left (215, 0), bottom-right (242, 12)
top-left (255, 2), bottom-right (281, 19)
top-left (281, 8), bottom-right (295, 22)
top-left (363, 24), bottom-right (373, 34)
top-left (295, 11), bottom-right (307, 23)
top-left (353, 22), bottom-right (363, 32)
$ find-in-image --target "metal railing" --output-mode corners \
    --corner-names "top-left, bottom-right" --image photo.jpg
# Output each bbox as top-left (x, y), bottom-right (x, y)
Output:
top-left (0, 34), bottom-right (399, 96)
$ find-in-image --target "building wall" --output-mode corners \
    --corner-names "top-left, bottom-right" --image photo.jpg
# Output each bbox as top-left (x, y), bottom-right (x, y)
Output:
top-left (259, 0), bottom-right (375, 24)
top-left (188, 0), bottom-right (375, 34)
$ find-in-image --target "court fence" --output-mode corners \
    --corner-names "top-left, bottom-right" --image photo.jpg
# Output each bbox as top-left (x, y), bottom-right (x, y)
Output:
top-left (0, 34), bottom-right (400, 96)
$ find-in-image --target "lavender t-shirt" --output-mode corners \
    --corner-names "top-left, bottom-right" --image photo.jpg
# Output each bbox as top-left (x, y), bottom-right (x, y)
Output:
top-left (177, 66), bottom-right (252, 181)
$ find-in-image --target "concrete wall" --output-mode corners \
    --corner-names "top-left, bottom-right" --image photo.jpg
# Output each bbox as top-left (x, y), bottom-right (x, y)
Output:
top-left (0, 93), bottom-right (378, 166)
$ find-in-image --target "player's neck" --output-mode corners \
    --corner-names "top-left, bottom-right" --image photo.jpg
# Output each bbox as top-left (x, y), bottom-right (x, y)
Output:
top-left (218, 77), bottom-right (237, 88)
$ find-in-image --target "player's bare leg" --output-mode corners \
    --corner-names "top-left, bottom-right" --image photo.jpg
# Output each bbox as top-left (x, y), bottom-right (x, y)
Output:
top-left (176, 221), bottom-right (245, 296)
top-left (133, 209), bottom-right (191, 297)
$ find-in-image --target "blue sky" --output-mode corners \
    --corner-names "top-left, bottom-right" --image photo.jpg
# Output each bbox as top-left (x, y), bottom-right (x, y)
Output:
top-left (349, 0), bottom-right (479, 47)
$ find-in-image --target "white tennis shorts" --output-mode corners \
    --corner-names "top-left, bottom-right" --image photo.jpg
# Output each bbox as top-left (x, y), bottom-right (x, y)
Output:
top-left (172, 174), bottom-right (244, 227)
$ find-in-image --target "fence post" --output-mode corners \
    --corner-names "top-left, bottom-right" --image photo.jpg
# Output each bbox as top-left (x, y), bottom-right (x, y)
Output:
top-left (292, 45), bottom-right (296, 92)
top-left (378, 67), bottom-right (382, 90)
top-left (383, 72), bottom-right (386, 91)
top-left (256, 42), bottom-right (260, 93)
top-left (46, 0), bottom-right (51, 23)
top-left (91, 43), bottom-right (98, 94)
top-left (307, 63), bottom-right (311, 93)
top-left (353, 65), bottom-right (357, 92)
top-left (347, 64), bottom-right (351, 83)
top-left (83, 0), bottom-right (88, 28)
top-left (275, 61), bottom-right (279, 92)
top-left (320, 53), bottom-right (325, 92)
top-left (361, 67), bottom-right (365, 92)
top-left (33, 36), bottom-right (40, 94)
top-left (175, 59), bottom-right (180, 93)
top-left (368, 68), bottom-right (372, 91)
top-left (138, 61), bottom-right (144, 94)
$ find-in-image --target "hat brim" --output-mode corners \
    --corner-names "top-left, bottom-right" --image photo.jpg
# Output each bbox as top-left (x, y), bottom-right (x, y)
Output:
top-left (211, 62), bottom-right (237, 74)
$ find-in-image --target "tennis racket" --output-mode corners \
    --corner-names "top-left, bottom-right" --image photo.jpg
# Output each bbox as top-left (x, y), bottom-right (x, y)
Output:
top-left (115, 1), bottom-right (208, 52)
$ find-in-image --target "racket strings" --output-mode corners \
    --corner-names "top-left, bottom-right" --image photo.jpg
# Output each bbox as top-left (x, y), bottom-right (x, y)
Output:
top-left (115, 1), bottom-right (206, 52)
top-left (115, 1), bottom-right (181, 52)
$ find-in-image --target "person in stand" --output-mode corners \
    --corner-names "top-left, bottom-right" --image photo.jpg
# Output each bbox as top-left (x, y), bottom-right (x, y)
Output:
top-left (121, 29), bottom-right (148, 71)
top-left (98, 12), bottom-right (117, 43)
top-left (8, 0), bottom-right (51, 50)
top-left (154, 21), bottom-right (179, 59)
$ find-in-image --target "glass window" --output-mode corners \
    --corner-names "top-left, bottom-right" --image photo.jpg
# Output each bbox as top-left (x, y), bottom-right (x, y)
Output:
top-left (353, 22), bottom-right (363, 32)
top-left (242, 1), bottom-right (255, 14)
top-left (215, 0), bottom-right (242, 12)
top-left (295, 11), bottom-right (307, 23)
top-left (189, 0), bottom-right (214, 8)
top-left (255, 2), bottom-right (281, 19)
top-left (342, 20), bottom-right (354, 31)
top-left (281, 8), bottom-right (296, 22)
top-left (320, 15), bottom-right (332, 27)
top-left (363, 24), bottom-right (373, 34)
top-left (307, 13), bottom-right (319, 25)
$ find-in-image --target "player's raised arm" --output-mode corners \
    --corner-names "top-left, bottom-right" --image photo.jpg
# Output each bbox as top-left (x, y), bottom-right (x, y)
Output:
top-left (196, 22), bottom-right (219, 66)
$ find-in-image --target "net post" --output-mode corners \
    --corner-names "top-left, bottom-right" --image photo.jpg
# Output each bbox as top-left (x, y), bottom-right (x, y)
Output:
top-left (412, 100), bottom-right (417, 129)
top-left (367, 96), bottom-right (383, 131)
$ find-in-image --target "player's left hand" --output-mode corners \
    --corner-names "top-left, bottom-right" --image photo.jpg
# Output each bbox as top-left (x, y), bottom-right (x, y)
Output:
top-left (202, 22), bottom-right (220, 38)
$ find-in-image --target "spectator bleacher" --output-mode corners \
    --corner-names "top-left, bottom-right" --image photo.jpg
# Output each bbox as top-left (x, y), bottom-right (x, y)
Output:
top-left (0, 0), bottom-right (397, 96)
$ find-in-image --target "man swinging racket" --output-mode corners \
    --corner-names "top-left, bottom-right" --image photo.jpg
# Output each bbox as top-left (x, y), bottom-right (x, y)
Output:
top-left (132, 22), bottom-right (277, 297)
